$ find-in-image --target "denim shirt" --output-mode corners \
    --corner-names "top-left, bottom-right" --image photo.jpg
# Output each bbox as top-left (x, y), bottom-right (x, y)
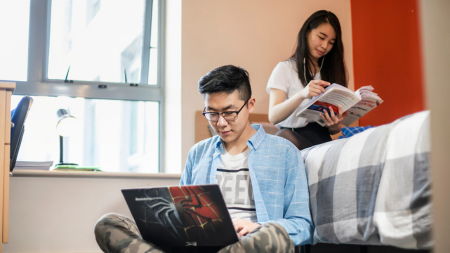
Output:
top-left (180, 124), bottom-right (313, 245)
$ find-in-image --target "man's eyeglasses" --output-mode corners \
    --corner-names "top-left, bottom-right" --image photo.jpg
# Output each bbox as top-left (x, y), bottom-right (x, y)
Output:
top-left (202, 100), bottom-right (249, 122)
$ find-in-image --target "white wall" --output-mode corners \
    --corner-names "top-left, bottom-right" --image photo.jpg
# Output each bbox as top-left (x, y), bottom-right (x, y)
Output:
top-left (181, 0), bottom-right (354, 168)
top-left (419, 0), bottom-right (450, 252)
top-left (3, 174), bottom-right (180, 253)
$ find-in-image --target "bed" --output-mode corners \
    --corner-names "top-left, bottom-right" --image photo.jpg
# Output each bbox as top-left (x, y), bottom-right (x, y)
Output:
top-left (194, 110), bottom-right (433, 250)
top-left (300, 110), bottom-right (432, 250)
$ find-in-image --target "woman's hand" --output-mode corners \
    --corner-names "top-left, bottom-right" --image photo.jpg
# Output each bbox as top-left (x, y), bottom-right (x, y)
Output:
top-left (300, 80), bottom-right (330, 99)
top-left (268, 80), bottom-right (329, 125)
top-left (320, 105), bottom-right (349, 135)
top-left (232, 218), bottom-right (261, 238)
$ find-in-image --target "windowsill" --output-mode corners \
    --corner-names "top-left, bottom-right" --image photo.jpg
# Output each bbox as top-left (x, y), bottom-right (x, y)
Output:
top-left (11, 170), bottom-right (182, 179)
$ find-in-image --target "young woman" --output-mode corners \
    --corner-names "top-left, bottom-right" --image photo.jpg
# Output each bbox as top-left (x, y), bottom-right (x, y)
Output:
top-left (267, 10), bottom-right (348, 149)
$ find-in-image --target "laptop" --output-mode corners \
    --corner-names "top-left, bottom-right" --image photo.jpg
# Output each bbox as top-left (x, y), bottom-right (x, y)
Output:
top-left (121, 184), bottom-right (239, 248)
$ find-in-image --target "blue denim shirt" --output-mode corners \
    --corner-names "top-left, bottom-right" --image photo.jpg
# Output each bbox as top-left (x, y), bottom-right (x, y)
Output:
top-left (180, 124), bottom-right (313, 245)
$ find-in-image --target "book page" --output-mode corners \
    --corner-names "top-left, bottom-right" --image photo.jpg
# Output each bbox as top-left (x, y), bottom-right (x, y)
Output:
top-left (296, 84), bottom-right (360, 122)
top-left (317, 90), bottom-right (360, 111)
top-left (341, 96), bottom-right (384, 126)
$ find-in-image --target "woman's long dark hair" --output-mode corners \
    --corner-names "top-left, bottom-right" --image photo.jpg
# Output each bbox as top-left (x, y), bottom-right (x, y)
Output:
top-left (291, 10), bottom-right (347, 87)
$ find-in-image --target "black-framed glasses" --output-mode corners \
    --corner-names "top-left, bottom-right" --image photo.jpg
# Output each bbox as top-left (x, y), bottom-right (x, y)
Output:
top-left (202, 100), bottom-right (249, 122)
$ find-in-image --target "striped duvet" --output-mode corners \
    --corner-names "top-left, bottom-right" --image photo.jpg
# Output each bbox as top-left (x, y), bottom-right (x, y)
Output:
top-left (300, 111), bottom-right (432, 249)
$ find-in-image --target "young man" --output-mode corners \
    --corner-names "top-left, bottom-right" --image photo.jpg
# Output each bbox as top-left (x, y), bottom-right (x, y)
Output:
top-left (95, 65), bottom-right (313, 253)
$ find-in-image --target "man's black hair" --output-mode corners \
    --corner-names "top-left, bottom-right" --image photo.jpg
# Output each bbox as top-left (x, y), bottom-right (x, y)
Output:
top-left (198, 65), bottom-right (252, 101)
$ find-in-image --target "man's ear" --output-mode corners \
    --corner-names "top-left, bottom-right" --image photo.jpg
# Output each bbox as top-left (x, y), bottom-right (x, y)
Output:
top-left (247, 97), bottom-right (256, 113)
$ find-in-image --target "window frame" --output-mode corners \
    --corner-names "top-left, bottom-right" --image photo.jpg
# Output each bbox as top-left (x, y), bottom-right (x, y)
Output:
top-left (11, 0), bottom-right (166, 173)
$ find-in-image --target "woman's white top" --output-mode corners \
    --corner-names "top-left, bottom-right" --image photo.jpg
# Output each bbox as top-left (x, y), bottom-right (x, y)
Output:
top-left (266, 59), bottom-right (321, 128)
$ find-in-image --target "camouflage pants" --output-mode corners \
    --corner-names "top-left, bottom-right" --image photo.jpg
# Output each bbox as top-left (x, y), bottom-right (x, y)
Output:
top-left (95, 213), bottom-right (295, 253)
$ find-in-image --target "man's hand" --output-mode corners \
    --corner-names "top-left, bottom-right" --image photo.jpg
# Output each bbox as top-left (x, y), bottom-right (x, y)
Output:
top-left (232, 218), bottom-right (261, 238)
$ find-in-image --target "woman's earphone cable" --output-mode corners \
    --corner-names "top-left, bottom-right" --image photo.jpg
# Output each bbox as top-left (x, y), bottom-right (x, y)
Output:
top-left (303, 56), bottom-right (325, 85)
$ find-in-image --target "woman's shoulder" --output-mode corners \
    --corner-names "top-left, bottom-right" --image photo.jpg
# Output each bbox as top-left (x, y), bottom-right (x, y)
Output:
top-left (278, 58), bottom-right (296, 67)
top-left (274, 58), bottom-right (297, 73)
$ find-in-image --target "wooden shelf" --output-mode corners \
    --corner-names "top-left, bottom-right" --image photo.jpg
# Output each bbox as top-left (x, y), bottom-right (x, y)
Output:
top-left (0, 82), bottom-right (15, 251)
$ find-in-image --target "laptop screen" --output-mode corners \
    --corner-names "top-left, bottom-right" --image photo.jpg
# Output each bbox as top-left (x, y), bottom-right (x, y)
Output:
top-left (122, 184), bottom-right (238, 247)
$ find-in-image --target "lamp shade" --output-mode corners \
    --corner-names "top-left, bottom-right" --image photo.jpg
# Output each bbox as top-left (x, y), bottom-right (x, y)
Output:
top-left (56, 109), bottom-right (78, 137)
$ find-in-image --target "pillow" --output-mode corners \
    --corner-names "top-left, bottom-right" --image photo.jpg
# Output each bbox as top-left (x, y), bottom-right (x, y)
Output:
top-left (338, 125), bottom-right (372, 139)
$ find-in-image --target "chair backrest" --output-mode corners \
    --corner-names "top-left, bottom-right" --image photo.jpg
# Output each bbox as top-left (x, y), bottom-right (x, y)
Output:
top-left (10, 96), bottom-right (33, 172)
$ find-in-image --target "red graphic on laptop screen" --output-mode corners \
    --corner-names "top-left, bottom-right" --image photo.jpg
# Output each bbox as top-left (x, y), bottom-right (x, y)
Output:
top-left (169, 186), bottom-right (227, 237)
top-left (122, 185), bottom-right (236, 247)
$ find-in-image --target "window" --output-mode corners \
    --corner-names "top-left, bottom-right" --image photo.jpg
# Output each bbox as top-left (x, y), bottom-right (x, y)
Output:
top-left (3, 0), bottom-right (164, 173)
top-left (0, 0), bottom-right (30, 81)
top-left (11, 96), bottom-right (160, 173)
top-left (47, 0), bottom-right (154, 84)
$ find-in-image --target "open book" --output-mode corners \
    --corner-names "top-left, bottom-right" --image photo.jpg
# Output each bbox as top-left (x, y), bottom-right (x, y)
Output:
top-left (296, 84), bottom-right (384, 126)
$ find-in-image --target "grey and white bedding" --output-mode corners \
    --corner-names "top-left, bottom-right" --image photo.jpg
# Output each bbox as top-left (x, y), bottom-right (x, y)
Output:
top-left (300, 111), bottom-right (432, 249)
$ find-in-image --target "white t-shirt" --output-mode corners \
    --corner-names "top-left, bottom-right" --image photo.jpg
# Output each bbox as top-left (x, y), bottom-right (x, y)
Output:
top-left (266, 59), bottom-right (321, 128)
top-left (215, 148), bottom-right (257, 223)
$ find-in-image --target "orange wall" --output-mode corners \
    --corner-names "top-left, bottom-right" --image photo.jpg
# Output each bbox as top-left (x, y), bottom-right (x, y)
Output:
top-left (351, 0), bottom-right (424, 126)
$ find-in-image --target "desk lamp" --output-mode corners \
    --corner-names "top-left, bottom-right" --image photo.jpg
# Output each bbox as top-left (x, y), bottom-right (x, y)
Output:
top-left (56, 109), bottom-right (78, 166)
